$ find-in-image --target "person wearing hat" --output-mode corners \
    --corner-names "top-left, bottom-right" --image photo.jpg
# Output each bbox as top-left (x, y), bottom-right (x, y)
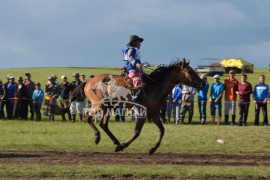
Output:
top-left (4, 76), bottom-right (17, 119)
top-left (13, 77), bottom-right (28, 120)
top-left (0, 79), bottom-right (5, 120)
top-left (209, 75), bottom-right (224, 125)
top-left (44, 76), bottom-right (60, 121)
top-left (32, 82), bottom-right (44, 121)
top-left (52, 75), bottom-right (59, 84)
top-left (59, 75), bottom-right (72, 121)
top-left (24, 73), bottom-right (36, 120)
top-left (70, 72), bottom-right (84, 122)
top-left (197, 74), bottom-right (209, 124)
top-left (224, 70), bottom-right (239, 125)
top-left (122, 35), bottom-right (144, 100)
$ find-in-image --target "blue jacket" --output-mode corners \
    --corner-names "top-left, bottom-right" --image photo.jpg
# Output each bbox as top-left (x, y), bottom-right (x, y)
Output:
top-left (198, 82), bottom-right (209, 101)
top-left (122, 46), bottom-right (141, 72)
top-left (172, 84), bottom-right (183, 101)
top-left (32, 89), bottom-right (44, 104)
top-left (5, 83), bottom-right (16, 98)
top-left (253, 83), bottom-right (269, 101)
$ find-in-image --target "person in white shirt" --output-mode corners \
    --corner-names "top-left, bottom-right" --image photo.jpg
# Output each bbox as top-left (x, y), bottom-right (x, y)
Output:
top-left (179, 85), bottom-right (196, 124)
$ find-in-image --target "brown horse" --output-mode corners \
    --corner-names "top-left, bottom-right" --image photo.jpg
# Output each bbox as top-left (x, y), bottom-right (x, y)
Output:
top-left (70, 59), bottom-right (204, 154)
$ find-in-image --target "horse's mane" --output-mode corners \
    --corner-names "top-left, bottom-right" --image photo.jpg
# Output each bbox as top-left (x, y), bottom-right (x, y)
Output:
top-left (142, 60), bottom-right (182, 85)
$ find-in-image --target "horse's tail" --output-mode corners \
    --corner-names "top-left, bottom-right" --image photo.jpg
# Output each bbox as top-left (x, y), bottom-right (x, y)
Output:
top-left (69, 81), bottom-right (87, 104)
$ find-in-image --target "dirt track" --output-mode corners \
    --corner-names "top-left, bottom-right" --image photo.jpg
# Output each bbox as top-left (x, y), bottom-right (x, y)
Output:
top-left (1, 151), bottom-right (270, 166)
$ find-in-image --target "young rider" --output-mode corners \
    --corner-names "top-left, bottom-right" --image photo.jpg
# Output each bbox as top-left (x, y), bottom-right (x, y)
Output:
top-left (122, 35), bottom-right (144, 101)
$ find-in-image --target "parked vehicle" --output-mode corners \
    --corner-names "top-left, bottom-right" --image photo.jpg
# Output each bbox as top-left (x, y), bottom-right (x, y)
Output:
top-left (195, 65), bottom-right (225, 76)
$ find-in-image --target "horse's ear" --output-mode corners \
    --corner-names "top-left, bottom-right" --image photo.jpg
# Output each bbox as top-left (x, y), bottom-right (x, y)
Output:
top-left (186, 59), bottom-right (190, 66)
top-left (182, 58), bottom-right (186, 69)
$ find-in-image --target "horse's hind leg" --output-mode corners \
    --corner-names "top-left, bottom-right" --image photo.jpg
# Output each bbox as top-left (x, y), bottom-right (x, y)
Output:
top-left (115, 117), bottom-right (146, 152)
top-left (86, 108), bottom-right (101, 144)
top-left (149, 114), bottom-right (165, 155)
top-left (99, 110), bottom-right (121, 146)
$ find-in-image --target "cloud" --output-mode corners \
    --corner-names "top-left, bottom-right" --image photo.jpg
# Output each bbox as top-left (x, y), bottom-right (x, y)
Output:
top-left (0, 0), bottom-right (269, 68)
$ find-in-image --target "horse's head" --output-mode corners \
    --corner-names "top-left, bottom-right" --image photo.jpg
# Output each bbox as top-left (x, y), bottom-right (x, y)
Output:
top-left (178, 58), bottom-right (205, 90)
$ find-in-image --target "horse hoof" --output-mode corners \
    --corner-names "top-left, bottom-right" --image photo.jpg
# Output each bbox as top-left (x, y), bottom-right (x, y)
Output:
top-left (95, 134), bottom-right (100, 145)
top-left (115, 144), bottom-right (124, 152)
top-left (149, 147), bottom-right (156, 155)
top-left (95, 136), bottom-right (100, 145)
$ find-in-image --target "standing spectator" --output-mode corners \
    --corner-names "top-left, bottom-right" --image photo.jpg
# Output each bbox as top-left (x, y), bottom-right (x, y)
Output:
top-left (24, 73), bottom-right (35, 120)
top-left (90, 75), bottom-right (95, 79)
top-left (80, 74), bottom-right (87, 112)
top-left (81, 74), bottom-right (86, 82)
top-left (165, 93), bottom-right (173, 123)
top-left (13, 77), bottom-right (28, 120)
top-left (115, 104), bottom-right (125, 122)
top-left (210, 75), bottom-right (224, 125)
top-left (32, 82), bottom-right (44, 121)
top-left (179, 85), bottom-right (196, 124)
top-left (224, 70), bottom-right (239, 125)
top-left (197, 74), bottom-right (209, 124)
top-left (0, 79), bottom-right (5, 120)
top-left (59, 75), bottom-right (72, 121)
top-left (52, 75), bottom-right (59, 84)
top-left (4, 76), bottom-right (16, 119)
top-left (253, 75), bottom-right (269, 126)
top-left (1, 75), bottom-right (11, 119)
top-left (172, 84), bottom-right (183, 124)
top-left (45, 76), bottom-right (60, 122)
top-left (70, 73), bottom-right (84, 122)
top-left (236, 74), bottom-right (253, 126)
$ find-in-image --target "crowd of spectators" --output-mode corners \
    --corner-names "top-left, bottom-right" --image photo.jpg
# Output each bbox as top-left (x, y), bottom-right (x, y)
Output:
top-left (0, 73), bottom-right (94, 122)
top-left (0, 70), bottom-right (269, 126)
top-left (164, 70), bottom-right (270, 126)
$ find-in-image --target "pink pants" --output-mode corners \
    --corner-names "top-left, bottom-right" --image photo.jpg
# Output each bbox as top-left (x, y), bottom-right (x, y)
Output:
top-left (128, 71), bottom-right (143, 88)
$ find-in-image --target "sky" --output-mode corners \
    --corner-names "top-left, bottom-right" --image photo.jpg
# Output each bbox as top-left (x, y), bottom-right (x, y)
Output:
top-left (0, 0), bottom-right (270, 68)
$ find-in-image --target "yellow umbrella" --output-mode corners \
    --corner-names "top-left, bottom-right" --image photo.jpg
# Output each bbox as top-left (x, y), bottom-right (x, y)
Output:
top-left (220, 58), bottom-right (254, 73)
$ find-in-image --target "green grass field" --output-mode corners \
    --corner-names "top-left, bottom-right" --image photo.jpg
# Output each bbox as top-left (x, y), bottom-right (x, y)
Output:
top-left (0, 66), bottom-right (270, 179)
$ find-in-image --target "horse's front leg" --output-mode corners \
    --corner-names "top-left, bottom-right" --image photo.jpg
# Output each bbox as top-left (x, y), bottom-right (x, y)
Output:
top-left (99, 110), bottom-right (121, 146)
top-left (149, 113), bottom-right (165, 155)
top-left (115, 117), bottom-right (146, 152)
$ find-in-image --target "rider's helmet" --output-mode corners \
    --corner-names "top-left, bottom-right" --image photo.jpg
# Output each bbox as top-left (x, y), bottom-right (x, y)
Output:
top-left (126, 35), bottom-right (144, 45)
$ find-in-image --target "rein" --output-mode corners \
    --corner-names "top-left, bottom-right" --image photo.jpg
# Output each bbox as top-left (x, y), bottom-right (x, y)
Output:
top-left (142, 67), bottom-right (182, 87)
top-left (141, 69), bottom-right (163, 85)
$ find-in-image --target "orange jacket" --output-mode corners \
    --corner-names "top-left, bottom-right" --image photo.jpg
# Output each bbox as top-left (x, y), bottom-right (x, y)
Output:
top-left (224, 77), bottom-right (239, 101)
